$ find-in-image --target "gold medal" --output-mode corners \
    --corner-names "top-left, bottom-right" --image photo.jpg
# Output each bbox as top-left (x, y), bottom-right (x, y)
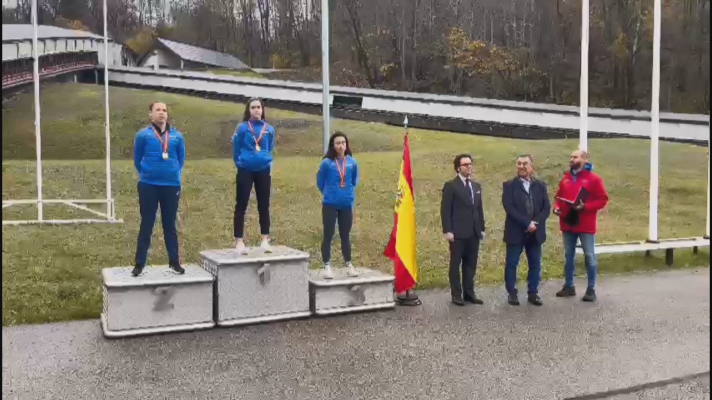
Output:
top-left (336, 157), bottom-right (346, 189)
top-left (248, 121), bottom-right (267, 153)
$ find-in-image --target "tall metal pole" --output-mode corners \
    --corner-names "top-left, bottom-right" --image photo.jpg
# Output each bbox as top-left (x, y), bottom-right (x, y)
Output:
top-left (579, 0), bottom-right (590, 152)
top-left (648, 0), bottom-right (662, 242)
top-left (31, 0), bottom-right (43, 221)
top-left (706, 129), bottom-right (710, 239)
top-left (320, 0), bottom-right (330, 154)
top-left (103, 0), bottom-right (113, 219)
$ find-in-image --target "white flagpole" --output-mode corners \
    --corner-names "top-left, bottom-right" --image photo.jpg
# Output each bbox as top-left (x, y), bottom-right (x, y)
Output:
top-left (706, 129), bottom-right (710, 239)
top-left (579, 0), bottom-right (590, 152)
top-left (321, 0), bottom-right (330, 154)
top-left (648, 0), bottom-right (662, 242)
top-left (31, 0), bottom-right (43, 221)
top-left (103, 0), bottom-right (113, 219)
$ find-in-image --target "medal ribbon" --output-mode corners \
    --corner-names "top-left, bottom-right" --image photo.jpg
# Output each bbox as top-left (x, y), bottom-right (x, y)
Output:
top-left (336, 157), bottom-right (346, 188)
top-left (248, 121), bottom-right (267, 150)
top-left (152, 125), bottom-right (169, 154)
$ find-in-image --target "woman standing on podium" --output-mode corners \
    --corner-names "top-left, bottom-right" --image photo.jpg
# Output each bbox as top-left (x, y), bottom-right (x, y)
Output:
top-left (131, 101), bottom-right (186, 277)
top-left (232, 98), bottom-right (276, 252)
top-left (316, 132), bottom-right (360, 279)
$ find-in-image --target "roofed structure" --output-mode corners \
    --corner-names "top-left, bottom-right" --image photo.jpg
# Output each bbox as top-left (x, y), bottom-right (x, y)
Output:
top-left (139, 38), bottom-right (250, 71)
top-left (2, 24), bottom-right (106, 43)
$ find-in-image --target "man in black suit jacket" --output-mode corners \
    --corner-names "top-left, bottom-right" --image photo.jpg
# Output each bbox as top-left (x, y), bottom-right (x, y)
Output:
top-left (441, 154), bottom-right (486, 306)
top-left (501, 154), bottom-right (551, 306)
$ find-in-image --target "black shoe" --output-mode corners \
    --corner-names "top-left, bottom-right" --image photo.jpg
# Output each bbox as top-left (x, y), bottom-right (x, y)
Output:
top-left (556, 285), bottom-right (576, 297)
top-left (464, 296), bottom-right (484, 305)
top-left (508, 292), bottom-right (520, 306)
top-left (169, 262), bottom-right (185, 275)
top-left (582, 287), bottom-right (596, 302)
top-left (527, 294), bottom-right (543, 306)
top-left (451, 296), bottom-right (465, 306)
top-left (131, 264), bottom-right (144, 277)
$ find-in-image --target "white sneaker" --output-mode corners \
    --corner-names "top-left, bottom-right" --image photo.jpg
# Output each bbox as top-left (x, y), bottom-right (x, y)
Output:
top-left (260, 239), bottom-right (272, 252)
top-left (321, 264), bottom-right (334, 280)
top-left (235, 240), bottom-right (246, 253)
top-left (346, 263), bottom-right (359, 277)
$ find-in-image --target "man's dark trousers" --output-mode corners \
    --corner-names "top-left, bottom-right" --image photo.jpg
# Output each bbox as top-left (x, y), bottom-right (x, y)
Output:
top-left (504, 236), bottom-right (542, 295)
top-left (501, 177), bottom-right (550, 295)
top-left (449, 236), bottom-right (480, 299)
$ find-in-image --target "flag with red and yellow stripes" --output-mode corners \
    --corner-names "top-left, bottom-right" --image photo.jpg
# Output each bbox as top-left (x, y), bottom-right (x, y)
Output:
top-left (384, 131), bottom-right (418, 293)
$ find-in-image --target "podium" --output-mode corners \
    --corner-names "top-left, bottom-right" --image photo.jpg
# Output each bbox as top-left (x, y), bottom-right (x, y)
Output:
top-left (100, 247), bottom-right (399, 338)
top-left (308, 268), bottom-right (395, 316)
top-left (100, 265), bottom-right (215, 338)
top-left (200, 246), bottom-right (311, 326)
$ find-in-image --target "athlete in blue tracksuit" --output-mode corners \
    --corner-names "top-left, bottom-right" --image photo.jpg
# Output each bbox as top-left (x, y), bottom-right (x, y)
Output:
top-left (232, 98), bottom-right (276, 252)
top-left (316, 132), bottom-right (360, 279)
top-left (131, 102), bottom-right (186, 277)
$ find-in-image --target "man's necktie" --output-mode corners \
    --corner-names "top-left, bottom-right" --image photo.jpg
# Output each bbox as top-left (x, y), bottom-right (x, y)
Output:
top-left (465, 178), bottom-right (474, 204)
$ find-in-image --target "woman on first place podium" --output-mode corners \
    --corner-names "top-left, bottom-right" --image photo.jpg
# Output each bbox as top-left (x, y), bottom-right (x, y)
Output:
top-left (232, 98), bottom-right (276, 252)
top-left (316, 132), bottom-right (360, 279)
top-left (131, 102), bottom-right (186, 277)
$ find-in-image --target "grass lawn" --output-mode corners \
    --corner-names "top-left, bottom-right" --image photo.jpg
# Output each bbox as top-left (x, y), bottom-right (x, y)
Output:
top-left (2, 83), bottom-right (709, 326)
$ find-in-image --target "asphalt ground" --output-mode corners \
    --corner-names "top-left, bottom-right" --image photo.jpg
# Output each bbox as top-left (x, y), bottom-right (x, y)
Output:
top-left (3, 268), bottom-right (709, 400)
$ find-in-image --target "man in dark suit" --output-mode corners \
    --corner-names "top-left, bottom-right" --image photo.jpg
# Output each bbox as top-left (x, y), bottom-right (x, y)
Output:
top-left (502, 154), bottom-right (550, 306)
top-left (441, 154), bottom-right (486, 306)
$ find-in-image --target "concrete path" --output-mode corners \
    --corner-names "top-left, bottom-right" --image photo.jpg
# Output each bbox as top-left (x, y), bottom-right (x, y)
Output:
top-left (3, 268), bottom-right (710, 400)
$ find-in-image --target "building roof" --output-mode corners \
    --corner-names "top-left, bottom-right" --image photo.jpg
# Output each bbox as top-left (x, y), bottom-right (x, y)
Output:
top-left (2, 24), bottom-right (107, 43)
top-left (157, 38), bottom-right (249, 70)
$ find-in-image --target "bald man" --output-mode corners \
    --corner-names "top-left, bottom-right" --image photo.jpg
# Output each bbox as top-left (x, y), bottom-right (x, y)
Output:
top-left (553, 150), bottom-right (608, 302)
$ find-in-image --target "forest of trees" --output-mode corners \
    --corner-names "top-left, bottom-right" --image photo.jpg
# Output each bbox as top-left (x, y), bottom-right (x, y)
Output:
top-left (3, 0), bottom-right (710, 113)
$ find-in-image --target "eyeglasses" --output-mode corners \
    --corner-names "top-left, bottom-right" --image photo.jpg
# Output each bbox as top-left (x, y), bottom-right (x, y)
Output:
top-left (460, 163), bottom-right (472, 167)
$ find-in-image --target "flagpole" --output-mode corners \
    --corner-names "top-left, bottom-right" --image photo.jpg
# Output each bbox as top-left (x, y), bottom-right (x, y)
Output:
top-left (31, 0), bottom-right (43, 221)
top-left (648, 0), bottom-right (661, 242)
top-left (103, 0), bottom-right (113, 220)
top-left (320, 0), bottom-right (330, 154)
top-left (579, 0), bottom-right (590, 152)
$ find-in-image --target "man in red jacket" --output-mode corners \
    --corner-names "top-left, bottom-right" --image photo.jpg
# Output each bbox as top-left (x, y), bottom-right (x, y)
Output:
top-left (553, 150), bottom-right (609, 302)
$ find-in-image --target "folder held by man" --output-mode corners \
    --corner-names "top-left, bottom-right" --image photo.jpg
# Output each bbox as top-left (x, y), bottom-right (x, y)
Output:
top-left (556, 187), bottom-right (590, 206)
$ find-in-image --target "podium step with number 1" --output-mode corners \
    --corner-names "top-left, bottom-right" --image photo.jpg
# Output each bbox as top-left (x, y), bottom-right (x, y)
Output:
top-left (200, 245), bottom-right (312, 326)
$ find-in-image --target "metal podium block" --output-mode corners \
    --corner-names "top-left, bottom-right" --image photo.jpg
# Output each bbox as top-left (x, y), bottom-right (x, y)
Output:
top-left (101, 265), bottom-right (215, 338)
top-left (200, 246), bottom-right (311, 326)
top-left (309, 268), bottom-right (396, 316)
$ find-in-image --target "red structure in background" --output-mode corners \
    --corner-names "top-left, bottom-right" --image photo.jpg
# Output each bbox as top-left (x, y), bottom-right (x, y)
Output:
top-left (2, 52), bottom-right (98, 89)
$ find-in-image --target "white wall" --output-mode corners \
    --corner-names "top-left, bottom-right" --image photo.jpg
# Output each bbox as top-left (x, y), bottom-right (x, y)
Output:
top-left (139, 52), bottom-right (158, 69)
top-left (138, 48), bottom-right (182, 70)
top-left (17, 42), bottom-right (31, 58)
top-left (97, 42), bottom-right (122, 66)
top-left (2, 43), bottom-right (18, 61)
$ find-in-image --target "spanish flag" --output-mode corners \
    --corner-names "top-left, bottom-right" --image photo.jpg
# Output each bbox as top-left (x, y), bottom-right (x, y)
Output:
top-left (384, 128), bottom-right (418, 293)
